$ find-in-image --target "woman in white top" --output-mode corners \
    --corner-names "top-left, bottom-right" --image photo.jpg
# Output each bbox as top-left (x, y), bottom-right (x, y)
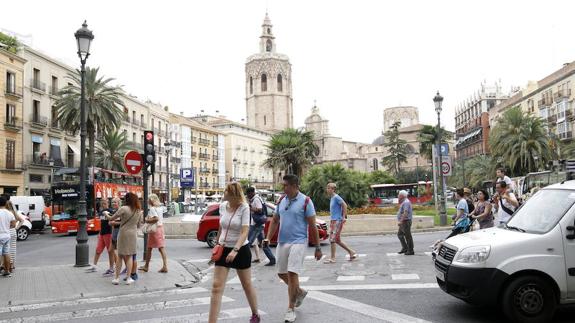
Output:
top-left (139, 194), bottom-right (168, 273)
top-left (208, 182), bottom-right (260, 323)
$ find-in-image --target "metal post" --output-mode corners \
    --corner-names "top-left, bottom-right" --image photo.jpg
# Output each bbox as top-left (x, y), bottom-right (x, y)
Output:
top-left (75, 59), bottom-right (89, 267)
top-left (437, 112), bottom-right (447, 226)
top-left (194, 167), bottom-right (198, 214)
top-left (166, 146), bottom-right (170, 212)
top-left (415, 157), bottom-right (419, 198)
top-left (142, 168), bottom-right (149, 261)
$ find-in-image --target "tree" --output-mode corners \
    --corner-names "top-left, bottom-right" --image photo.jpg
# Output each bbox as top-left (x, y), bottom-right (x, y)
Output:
top-left (301, 164), bottom-right (370, 211)
top-left (263, 128), bottom-right (319, 178)
top-left (381, 121), bottom-right (408, 175)
top-left (367, 170), bottom-right (396, 185)
top-left (55, 67), bottom-right (125, 167)
top-left (0, 32), bottom-right (19, 54)
top-left (465, 155), bottom-right (496, 190)
top-left (94, 130), bottom-right (129, 171)
top-left (397, 168), bottom-right (433, 184)
top-left (417, 125), bottom-right (451, 162)
top-left (490, 106), bottom-right (552, 175)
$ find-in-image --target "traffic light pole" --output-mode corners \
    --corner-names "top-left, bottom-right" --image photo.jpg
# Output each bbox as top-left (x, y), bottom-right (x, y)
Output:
top-left (142, 167), bottom-right (149, 262)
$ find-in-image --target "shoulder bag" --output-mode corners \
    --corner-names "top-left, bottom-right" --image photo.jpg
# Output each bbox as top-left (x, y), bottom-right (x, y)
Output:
top-left (142, 207), bottom-right (158, 234)
top-left (211, 205), bottom-right (239, 262)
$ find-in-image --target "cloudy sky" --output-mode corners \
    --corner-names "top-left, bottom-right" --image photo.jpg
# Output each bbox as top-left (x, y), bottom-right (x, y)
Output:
top-left (4, 0), bottom-right (575, 143)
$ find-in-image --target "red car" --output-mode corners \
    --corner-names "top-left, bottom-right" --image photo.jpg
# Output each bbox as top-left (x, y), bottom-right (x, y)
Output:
top-left (197, 203), bottom-right (329, 248)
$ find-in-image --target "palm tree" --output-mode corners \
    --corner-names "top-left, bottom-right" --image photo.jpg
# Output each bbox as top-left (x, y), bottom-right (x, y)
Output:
top-left (55, 67), bottom-right (125, 167)
top-left (465, 155), bottom-right (495, 189)
top-left (490, 106), bottom-right (552, 175)
top-left (263, 128), bottom-right (319, 178)
top-left (417, 125), bottom-right (451, 162)
top-left (95, 130), bottom-right (130, 171)
top-left (381, 121), bottom-right (408, 175)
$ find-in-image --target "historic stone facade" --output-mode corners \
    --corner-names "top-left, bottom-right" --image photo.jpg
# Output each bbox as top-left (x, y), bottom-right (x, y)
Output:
top-left (383, 106), bottom-right (419, 131)
top-left (245, 13), bottom-right (293, 133)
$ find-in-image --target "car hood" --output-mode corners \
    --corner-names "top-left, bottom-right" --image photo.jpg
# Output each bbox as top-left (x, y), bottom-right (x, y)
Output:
top-left (445, 227), bottom-right (530, 250)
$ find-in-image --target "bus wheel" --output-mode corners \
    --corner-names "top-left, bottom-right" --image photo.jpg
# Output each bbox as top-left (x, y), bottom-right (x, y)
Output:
top-left (501, 275), bottom-right (556, 323)
top-left (206, 230), bottom-right (218, 248)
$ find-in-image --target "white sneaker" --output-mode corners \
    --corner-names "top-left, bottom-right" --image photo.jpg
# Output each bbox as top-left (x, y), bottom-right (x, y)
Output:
top-left (284, 308), bottom-right (296, 322)
top-left (112, 278), bottom-right (120, 285)
top-left (125, 277), bottom-right (135, 285)
top-left (295, 289), bottom-right (307, 307)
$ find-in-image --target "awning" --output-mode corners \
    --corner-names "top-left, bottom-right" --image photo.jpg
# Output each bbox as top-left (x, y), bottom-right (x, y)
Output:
top-left (456, 128), bottom-right (482, 146)
top-left (31, 135), bottom-right (43, 144)
top-left (54, 167), bottom-right (79, 176)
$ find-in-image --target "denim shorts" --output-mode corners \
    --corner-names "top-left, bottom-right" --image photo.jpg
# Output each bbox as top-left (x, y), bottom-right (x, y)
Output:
top-left (0, 237), bottom-right (10, 256)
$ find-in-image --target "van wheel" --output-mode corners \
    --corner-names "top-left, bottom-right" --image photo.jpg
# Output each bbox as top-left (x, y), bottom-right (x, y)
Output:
top-left (17, 227), bottom-right (30, 241)
top-left (206, 230), bottom-right (218, 248)
top-left (501, 275), bottom-right (556, 323)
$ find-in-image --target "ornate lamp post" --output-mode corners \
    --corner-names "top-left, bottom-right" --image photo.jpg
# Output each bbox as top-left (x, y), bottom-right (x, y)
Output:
top-left (164, 142), bottom-right (172, 211)
top-left (74, 21), bottom-right (94, 267)
top-left (434, 91), bottom-right (447, 226)
top-left (232, 157), bottom-right (238, 181)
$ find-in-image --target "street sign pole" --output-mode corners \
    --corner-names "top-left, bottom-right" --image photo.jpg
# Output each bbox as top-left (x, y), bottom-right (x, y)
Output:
top-left (142, 165), bottom-right (149, 262)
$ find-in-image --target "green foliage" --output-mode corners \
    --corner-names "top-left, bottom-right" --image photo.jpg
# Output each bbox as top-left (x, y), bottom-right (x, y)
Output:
top-left (239, 179), bottom-right (251, 191)
top-left (301, 164), bottom-right (370, 211)
top-left (263, 128), bottom-right (319, 178)
top-left (490, 106), bottom-right (552, 176)
top-left (417, 125), bottom-right (451, 162)
top-left (55, 67), bottom-right (125, 167)
top-left (0, 32), bottom-right (19, 54)
top-left (381, 121), bottom-right (408, 175)
top-left (95, 130), bottom-right (129, 171)
top-left (367, 170), bottom-right (396, 185)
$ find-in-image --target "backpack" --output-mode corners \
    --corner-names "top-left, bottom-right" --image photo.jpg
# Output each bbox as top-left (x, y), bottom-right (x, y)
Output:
top-left (466, 199), bottom-right (475, 214)
top-left (251, 196), bottom-right (268, 225)
top-left (276, 194), bottom-right (311, 217)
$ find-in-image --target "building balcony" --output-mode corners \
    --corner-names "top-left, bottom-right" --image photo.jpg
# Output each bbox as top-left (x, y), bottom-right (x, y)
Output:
top-left (49, 86), bottom-right (59, 97)
top-left (4, 117), bottom-right (22, 132)
top-left (50, 119), bottom-right (62, 131)
top-left (30, 115), bottom-right (48, 128)
top-left (199, 153), bottom-right (209, 160)
top-left (538, 98), bottom-right (552, 107)
top-left (191, 152), bottom-right (197, 158)
top-left (131, 118), bottom-right (139, 127)
top-left (212, 140), bottom-right (218, 147)
top-left (140, 121), bottom-right (148, 129)
top-left (199, 138), bottom-right (210, 146)
top-left (559, 131), bottom-right (573, 141)
top-left (200, 183), bottom-right (210, 189)
top-left (26, 154), bottom-right (65, 167)
top-left (555, 89), bottom-right (571, 101)
top-left (548, 114), bottom-right (558, 124)
top-left (30, 79), bottom-right (46, 93)
top-left (199, 168), bottom-right (210, 174)
top-left (212, 155), bottom-right (219, 161)
top-left (212, 168), bottom-right (219, 173)
top-left (170, 156), bottom-right (181, 164)
top-left (191, 137), bottom-right (197, 143)
top-left (5, 85), bottom-right (23, 99)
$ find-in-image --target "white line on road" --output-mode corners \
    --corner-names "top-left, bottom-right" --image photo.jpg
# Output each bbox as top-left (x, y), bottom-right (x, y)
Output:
top-left (278, 276), bottom-right (309, 283)
top-left (386, 253), bottom-right (401, 257)
top-left (123, 307), bottom-right (266, 323)
top-left (303, 282), bottom-right (438, 291)
top-left (0, 287), bottom-right (209, 314)
top-left (227, 276), bottom-right (255, 284)
top-left (4, 296), bottom-right (235, 323)
top-left (336, 275), bottom-right (366, 282)
top-left (307, 291), bottom-right (433, 323)
top-left (186, 258), bottom-right (210, 263)
top-left (391, 274), bottom-right (420, 280)
top-left (345, 253), bottom-right (367, 259)
top-left (424, 252), bottom-right (432, 256)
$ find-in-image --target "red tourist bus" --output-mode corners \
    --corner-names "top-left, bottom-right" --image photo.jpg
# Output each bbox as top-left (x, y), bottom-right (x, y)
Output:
top-left (50, 167), bottom-right (144, 234)
top-left (370, 181), bottom-right (433, 206)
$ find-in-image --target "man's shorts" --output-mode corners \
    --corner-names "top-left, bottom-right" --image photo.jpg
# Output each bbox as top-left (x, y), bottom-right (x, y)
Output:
top-left (329, 220), bottom-right (345, 243)
top-left (277, 243), bottom-right (306, 275)
top-left (0, 237), bottom-right (10, 256)
top-left (96, 234), bottom-right (112, 254)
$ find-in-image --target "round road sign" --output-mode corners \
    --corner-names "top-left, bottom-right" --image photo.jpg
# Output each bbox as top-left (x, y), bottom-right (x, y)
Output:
top-left (124, 150), bottom-right (143, 175)
top-left (441, 161), bottom-right (451, 175)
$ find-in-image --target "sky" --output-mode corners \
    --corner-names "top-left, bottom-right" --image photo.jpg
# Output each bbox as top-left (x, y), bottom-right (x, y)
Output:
top-left (4, 0), bottom-right (575, 143)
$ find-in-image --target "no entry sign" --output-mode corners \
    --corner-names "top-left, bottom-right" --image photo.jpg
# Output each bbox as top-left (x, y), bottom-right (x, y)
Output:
top-left (124, 150), bottom-right (143, 175)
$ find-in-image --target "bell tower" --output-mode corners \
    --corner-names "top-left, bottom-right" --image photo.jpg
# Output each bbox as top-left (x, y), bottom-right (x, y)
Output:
top-left (245, 13), bottom-right (293, 132)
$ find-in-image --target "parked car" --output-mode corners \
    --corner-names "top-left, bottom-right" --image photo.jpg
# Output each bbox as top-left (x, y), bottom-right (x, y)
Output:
top-left (197, 202), bottom-right (329, 248)
top-left (16, 211), bottom-right (32, 241)
top-left (10, 196), bottom-right (46, 230)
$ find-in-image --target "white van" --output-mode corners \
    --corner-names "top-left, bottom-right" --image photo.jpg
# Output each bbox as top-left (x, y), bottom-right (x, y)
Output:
top-left (10, 196), bottom-right (46, 230)
top-left (435, 181), bottom-right (575, 323)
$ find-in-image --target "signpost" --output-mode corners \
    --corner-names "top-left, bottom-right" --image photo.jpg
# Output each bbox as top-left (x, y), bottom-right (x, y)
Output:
top-left (123, 151), bottom-right (144, 175)
top-left (441, 156), bottom-right (452, 177)
top-left (180, 168), bottom-right (195, 187)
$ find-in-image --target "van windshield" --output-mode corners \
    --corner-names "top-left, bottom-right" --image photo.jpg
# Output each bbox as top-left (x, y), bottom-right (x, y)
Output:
top-left (507, 189), bottom-right (575, 234)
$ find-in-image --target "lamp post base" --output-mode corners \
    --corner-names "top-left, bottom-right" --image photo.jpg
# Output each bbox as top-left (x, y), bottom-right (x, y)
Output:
top-left (74, 243), bottom-right (90, 267)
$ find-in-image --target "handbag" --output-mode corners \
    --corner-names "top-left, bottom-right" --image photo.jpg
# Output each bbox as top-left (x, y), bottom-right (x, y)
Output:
top-left (211, 205), bottom-right (238, 262)
top-left (142, 207), bottom-right (159, 234)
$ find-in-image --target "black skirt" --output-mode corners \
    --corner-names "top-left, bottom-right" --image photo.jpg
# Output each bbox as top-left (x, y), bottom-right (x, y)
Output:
top-left (214, 244), bottom-right (252, 270)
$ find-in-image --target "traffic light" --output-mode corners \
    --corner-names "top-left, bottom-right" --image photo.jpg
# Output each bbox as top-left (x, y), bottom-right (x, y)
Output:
top-left (144, 130), bottom-right (155, 174)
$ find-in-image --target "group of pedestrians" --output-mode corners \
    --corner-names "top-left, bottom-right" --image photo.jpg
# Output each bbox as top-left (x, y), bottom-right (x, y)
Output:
top-left (86, 193), bottom-right (168, 285)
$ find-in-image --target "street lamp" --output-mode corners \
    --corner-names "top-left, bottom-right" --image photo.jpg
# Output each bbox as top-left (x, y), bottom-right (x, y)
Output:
top-left (433, 91), bottom-right (447, 226)
top-left (164, 142), bottom-right (172, 212)
top-left (414, 152), bottom-right (420, 198)
top-left (74, 21), bottom-right (94, 267)
top-left (232, 157), bottom-right (238, 181)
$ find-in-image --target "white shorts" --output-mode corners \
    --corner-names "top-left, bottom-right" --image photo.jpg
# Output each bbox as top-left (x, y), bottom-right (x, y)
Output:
top-left (277, 243), bottom-right (306, 275)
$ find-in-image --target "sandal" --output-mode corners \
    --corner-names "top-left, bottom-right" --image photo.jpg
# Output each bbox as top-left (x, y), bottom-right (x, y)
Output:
top-left (138, 266), bottom-right (148, 272)
top-left (323, 258), bottom-right (336, 264)
top-left (349, 253), bottom-right (358, 261)
top-left (158, 268), bottom-right (168, 273)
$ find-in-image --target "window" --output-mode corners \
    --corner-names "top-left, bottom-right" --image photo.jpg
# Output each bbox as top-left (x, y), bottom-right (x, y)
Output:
top-left (261, 74), bottom-right (267, 92)
top-left (5, 104), bottom-right (15, 124)
top-left (51, 106), bottom-right (59, 128)
top-left (67, 146), bottom-right (75, 168)
top-left (29, 174), bottom-right (43, 183)
top-left (132, 111), bottom-right (136, 123)
top-left (140, 114), bottom-right (144, 126)
top-left (6, 72), bottom-right (15, 92)
top-left (51, 76), bottom-right (58, 94)
top-left (267, 28), bottom-right (271, 34)
top-left (33, 68), bottom-right (40, 82)
top-left (5, 139), bottom-right (15, 169)
top-left (132, 132), bottom-right (136, 142)
top-left (372, 159), bottom-right (379, 171)
top-left (266, 39), bottom-right (272, 52)
top-left (33, 100), bottom-right (40, 121)
top-left (264, 115), bottom-right (267, 126)
top-left (277, 74), bottom-right (283, 92)
top-left (249, 77), bottom-right (253, 94)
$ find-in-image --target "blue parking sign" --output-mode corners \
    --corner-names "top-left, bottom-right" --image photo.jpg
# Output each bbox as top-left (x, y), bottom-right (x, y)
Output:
top-left (180, 168), bottom-right (194, 187)
top-left (440, 144), bottom-right (449, 156)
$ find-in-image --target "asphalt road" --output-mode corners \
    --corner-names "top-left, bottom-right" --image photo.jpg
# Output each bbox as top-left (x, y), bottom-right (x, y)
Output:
top-left (8, 230), bottom-right (575, 323)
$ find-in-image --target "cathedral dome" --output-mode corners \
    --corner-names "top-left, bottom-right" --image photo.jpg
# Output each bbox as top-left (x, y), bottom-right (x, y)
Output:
top-left (372, 134), bottom-right (385, 145)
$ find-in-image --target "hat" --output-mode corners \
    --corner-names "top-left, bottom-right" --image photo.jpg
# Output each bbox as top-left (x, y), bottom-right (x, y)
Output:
top-left (463, 188), bottom-right (472, 195)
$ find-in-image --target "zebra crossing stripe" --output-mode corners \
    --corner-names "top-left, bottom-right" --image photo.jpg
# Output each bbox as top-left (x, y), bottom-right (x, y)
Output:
top-left (123, 308), bottom-right (266, 323)
top-left (303, 283), bottom-right (438, 291)
top-left (391, 274), bottom-right (420, 280)
top-left (336, 275), bottom-right (365, 282)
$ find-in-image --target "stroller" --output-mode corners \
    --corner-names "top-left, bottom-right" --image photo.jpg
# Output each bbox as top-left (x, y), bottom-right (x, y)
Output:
top-left (431, 215), bottom-right (477, 261)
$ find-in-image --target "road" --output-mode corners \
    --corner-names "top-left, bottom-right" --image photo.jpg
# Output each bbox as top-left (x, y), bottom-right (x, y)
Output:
top-left (6, 230), bottom-right (575, 322)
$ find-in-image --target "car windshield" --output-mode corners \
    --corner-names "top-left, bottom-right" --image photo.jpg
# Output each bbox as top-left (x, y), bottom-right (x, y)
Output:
top-left (507, 189), bottom-right (575, 234)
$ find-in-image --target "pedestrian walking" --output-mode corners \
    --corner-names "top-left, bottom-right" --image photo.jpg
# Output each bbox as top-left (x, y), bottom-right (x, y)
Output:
top-left (108, 192), bottom-right (143, 285)
top-left (208, 182), bottom-right (260, 323)
top-left (463, 188), bottom-right (475, 214)
top-left (324, 183), bottom-right (357, 264)
top-left (471, 190), bottom-right (494, 229)
top-left (492, 181), bottom-right (518, 225)
top-left (246, 187), bottom-right (276, 266)
top-left (0, 196), bottom-right (16, 277)
top-left (397, 190), bottom-right (414, 255)
top-left (108, 198), bottom-right (123, 275)
top-left (264, 174), bottom-right (323, 323)
top-left (4, 200), bottom-right (24, 272)
top-left (446, 188), bottom-right (471, 239)
top-left (86, 199), bottom-right (116, 275)
top-left (139, 194), bottom-right (168, 273)
top-left (496, 168), bottom-right (515, 192)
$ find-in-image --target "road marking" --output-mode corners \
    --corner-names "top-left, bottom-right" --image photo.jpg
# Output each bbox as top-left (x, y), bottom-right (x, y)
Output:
top-left (386, 253), bottom-right (401, 257)
top-left (279, 276), bottom-right (309, 283)
top-left (187, 258), bottom-right (210, 263)
top-left (227, 276), bottom-right (255, 284)
top-left (336, 275), bottom-right (365, 282)
top-left (424, 252), bottom-right (432, 256)
top-left (305, 255), bottom-right (326, 260)
top-left (345, 253), bottom-right (367, 259)
top-left (303, 282), bottom-right (438, 291)
top-left (3, 296), bottom-right (235, 323)
top-left (124, 308), bottom-right (266, 323)
top-left (391, 274), bottom-right (420, 280)
top-left (307, 291), bottom-right (433, 323)
top-left (0, 287), bottom-right (209, 314)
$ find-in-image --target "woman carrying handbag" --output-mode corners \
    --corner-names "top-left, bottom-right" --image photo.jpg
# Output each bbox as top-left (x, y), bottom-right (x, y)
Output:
top-left (139, 194), bottom-right (168, 273)
top-left (208, 182), bottom-right (261, 323)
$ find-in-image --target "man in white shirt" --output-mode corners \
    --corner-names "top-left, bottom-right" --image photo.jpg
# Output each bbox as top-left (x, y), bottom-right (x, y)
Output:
top-left (496, 168), bottom-right (515, 192)
top-left (493, 181), bottom-right (519, 225)
top-left (0, 196), bottom-right (16, 277)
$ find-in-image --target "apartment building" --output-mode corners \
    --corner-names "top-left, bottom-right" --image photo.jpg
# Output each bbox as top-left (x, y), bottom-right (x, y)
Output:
top-left (119, 94), bottom-right (150, 154)
top-left (0, 47), bottom-right (26, 195)
top-left (490, 62), bottom-right (575, 142)
top-left (18, 46), bottom-right (80, 197)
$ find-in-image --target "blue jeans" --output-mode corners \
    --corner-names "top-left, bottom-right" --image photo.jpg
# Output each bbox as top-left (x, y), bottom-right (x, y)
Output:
top-left (248, 224), bottom-right (275, 263)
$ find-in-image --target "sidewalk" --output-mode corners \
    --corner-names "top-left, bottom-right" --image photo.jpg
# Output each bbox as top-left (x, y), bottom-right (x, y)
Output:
top-left (0, 259), bottom-right (198, 307)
